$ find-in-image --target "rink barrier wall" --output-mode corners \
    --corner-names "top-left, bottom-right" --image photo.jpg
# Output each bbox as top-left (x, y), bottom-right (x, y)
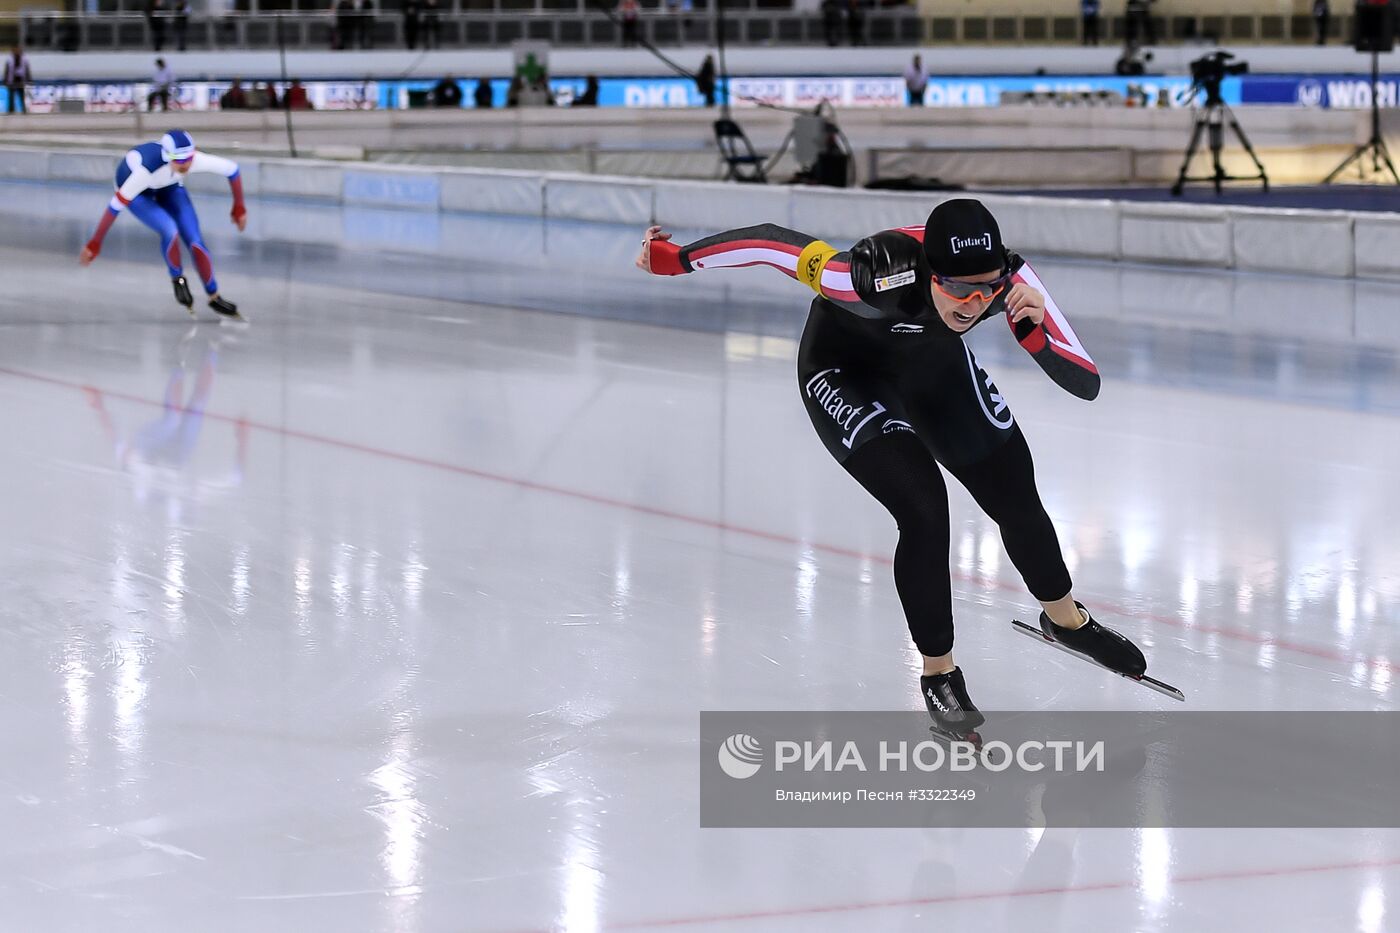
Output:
top-left (1119, 203), bottom-right (1235, 269)
top-left (1, 145), bottom-right (1392, 281)
top-left (439, 170), bottom-right (545, 217)
top-left (1230, 209), bottom-right (1357, 278)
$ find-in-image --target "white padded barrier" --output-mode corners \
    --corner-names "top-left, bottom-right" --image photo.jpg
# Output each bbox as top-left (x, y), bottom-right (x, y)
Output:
top-left (1352, 213), bottom-right (1400, 280)
top-left (343, 166), bottom-right (442, 211)
top-left (2, 144), bottom-right (1398, 281)
top-left (544, 173), bottom-right (653, 225)
top-left (0, 147), bottom-right (49, 179)
top-left (652, 179), bottom-right (793, 232)
top-left (1231, 208), bottom-right (1354, 277)
top-left (1120, 202), bottom-right (1233, 268)
top-left (258, 159), bottom-right (345, 202)
top-left (47, 150), bottom-right (116, 185)
top-left (979, 194), bottom-right (1121, 261)
top-left (790, 187), bottom-right (935, 244)
top-left (440, 169), bottom-right (544, 216)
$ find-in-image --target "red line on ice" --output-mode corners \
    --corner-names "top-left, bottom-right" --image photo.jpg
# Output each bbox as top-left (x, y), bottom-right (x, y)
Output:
top-left (0, 363), bottom-right (1390, 675)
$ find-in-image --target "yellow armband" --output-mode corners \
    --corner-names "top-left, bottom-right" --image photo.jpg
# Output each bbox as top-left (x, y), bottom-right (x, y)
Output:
top-left (797, 240), bottom-right (838, 294)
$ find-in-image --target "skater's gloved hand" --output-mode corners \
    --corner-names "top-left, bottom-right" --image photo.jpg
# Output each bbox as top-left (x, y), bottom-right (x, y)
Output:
top-left (79, 241), bottom-right (100, 266)
top-left (1006, 283), bottom-right (1045, 326)
top-left (636, 225), bottom-right (673, 273)
top-left (231, 205), bottom-right (247, 231)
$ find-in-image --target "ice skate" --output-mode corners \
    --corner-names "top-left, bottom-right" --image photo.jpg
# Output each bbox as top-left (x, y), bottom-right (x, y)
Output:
top-left (1012, 602), bottom-right (1185, 701)
top-left (208, 294), bottom-right (243, 321)
top-left (921, 667), bottom-right (985, 746)
top-left (172, 275), bottom-right (194, 313)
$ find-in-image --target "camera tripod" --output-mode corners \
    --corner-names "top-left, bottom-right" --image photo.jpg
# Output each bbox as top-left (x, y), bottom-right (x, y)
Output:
top-left (1171, 86), bottom-right (1269, 196)
top-left (1323, 49), bottom-right (1400, 185)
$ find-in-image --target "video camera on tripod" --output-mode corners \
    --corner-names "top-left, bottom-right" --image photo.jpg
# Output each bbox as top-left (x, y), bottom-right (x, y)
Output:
top-left (1171, 49), bottom-right (1268, 195)
top-left (1187, 51), bottom-right (1248, 106)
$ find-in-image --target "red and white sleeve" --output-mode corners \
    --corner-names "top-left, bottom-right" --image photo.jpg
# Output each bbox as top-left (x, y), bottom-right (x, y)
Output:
top-left (1007, 261), bottom-right (1101, 401)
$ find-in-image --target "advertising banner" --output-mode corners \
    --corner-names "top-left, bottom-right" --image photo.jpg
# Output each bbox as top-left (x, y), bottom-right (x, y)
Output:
top-left (4, 73), bottom-right (1397, 112)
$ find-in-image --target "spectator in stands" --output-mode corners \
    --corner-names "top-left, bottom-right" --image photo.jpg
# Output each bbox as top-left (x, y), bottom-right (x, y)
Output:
top-left (250, 81), bottom-right (279, 109)
top-left (845, 0), bottom-right (864, 47)
top-left (220, 78), bottom-right (248, 109)
top-left (696, 54), bottom-right (716, 107)
top-left (422, 0), bottom-right (441, 48)
top-left (173, 0), bottom-right (189, 51)
top-left (354, 0), bottom-right (375, 49)
top-left (474, 76), bottom-right (494, 108)
top-left (1313, 0), bottom-right (1330, 45)
top-left (334, 0), bottom-right (354, 49)
top-left (432, 75), bottom-right (462, 107)
top-left (575, 75), bottom-right (600, 106)
top-left (522, 69), bottom-right (554, 106)
top-left (517, 52), bottom-right (544, 85)
top-left (506, 75), bottom-right (523, 108)
top-left (1125, 0), bottom-right (1155, 45)
top-left (903, 53), bottom-right (928, 106)
top-left (4, 47), bottom-right (31, 114)
top-left (1081, 0), bottom-right (1100, 46)
top-left (618, 0), bottom-right (640, 47)
top-left (147, 0), bottom-right (167, 51)
top-left (148, 57), bottom-right (175, 111)
top-left (284, 79), bottom-right (312, 110)
top-left (821, 0), bottom-right (842, 46)
top-left (403, 0), bottom-right (421, 50)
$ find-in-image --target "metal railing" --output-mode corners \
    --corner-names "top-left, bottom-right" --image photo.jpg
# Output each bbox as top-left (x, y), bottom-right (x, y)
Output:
top-left (5, 9), bottom-right (1353, 53)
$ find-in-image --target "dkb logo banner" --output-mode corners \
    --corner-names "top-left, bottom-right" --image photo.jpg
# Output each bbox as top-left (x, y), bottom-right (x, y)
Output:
top-left (699, 711), bottom-right (1400, 828)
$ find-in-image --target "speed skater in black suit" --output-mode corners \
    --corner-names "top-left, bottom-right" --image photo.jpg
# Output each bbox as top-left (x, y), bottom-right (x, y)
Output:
top-left (637, 199), bottom-right (1173, 735)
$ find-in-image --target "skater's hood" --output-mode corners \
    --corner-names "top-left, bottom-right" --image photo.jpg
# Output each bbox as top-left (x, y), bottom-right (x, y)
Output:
top-left (160, 130), bottom-right (196, 164)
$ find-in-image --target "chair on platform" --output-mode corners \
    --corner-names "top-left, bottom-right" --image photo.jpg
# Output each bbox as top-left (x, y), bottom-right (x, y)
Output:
top-left (714, 118), bottom-right (768, 184)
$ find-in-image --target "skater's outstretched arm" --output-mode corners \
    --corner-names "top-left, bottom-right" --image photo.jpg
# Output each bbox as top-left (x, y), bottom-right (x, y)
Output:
top-left (189, 152), bottom-right (247, 230)
top-left (79, 154), bottom-right (155, 265)
top-left (1003, 261), bottom-right (1101, 401)
top-left (637, 223), bottom-right (864, 312)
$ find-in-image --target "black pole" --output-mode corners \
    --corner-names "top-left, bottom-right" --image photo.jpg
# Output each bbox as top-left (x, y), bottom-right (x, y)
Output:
top-left (275, 13), bottom-right (299, 158)
top-left (716, 0), bottom-right (729, 118)
top-left (1371, 47), bottom-right (1381, 173)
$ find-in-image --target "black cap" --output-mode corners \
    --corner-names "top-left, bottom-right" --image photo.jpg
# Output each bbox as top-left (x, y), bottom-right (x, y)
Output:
top-left (922, 199), bottom-right (1004, 277)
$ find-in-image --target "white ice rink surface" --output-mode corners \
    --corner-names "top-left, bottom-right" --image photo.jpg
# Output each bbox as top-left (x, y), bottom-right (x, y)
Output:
top-left (1, 180), bottom-right (1398, 932)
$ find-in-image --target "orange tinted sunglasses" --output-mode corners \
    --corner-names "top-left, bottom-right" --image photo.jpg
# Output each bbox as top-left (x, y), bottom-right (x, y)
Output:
top-left (931, 270), bottom-right (1014, 304)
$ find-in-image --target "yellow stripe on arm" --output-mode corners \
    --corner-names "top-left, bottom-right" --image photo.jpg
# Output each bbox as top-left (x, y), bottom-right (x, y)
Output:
top-left (796, 240), bottom-right (838, 294)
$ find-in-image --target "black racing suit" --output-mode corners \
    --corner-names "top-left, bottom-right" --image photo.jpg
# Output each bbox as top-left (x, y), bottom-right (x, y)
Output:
top-left (650, 222), bottom-right (1100, 657)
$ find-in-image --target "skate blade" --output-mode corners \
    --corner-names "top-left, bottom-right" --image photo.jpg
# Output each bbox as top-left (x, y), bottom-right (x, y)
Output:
top-left (1011, 619), bottom-right (1186, 702)
top-left (928, 726), bottom-right (984, 751)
